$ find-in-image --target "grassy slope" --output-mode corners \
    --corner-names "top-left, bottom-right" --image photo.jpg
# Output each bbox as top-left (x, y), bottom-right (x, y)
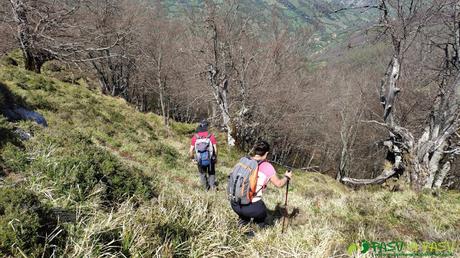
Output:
top-left (0, 59), bottom-right (459, 257)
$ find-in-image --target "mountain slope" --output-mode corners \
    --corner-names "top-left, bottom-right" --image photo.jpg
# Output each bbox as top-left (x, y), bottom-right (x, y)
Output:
top-left (162, 0), bottom-right (378, 49)
top-left (0, 55), bottom-right (459, 257)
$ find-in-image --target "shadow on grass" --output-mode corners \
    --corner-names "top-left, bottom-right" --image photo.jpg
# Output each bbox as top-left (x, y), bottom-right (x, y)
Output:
top-left (0, 82), bottom-right (48, 127)
top-left (266, 202), bottom-right (301, 226)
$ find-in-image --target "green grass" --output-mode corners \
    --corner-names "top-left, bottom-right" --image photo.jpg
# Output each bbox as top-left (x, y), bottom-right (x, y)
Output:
top-left (0, 60), bottom-right (459, 257)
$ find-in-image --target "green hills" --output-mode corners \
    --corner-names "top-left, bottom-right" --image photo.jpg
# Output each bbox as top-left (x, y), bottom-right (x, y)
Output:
top-left (162, 0), bottom-right (378, 49)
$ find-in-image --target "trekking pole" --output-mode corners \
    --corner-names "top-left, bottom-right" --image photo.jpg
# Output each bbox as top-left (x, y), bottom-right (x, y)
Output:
top-left (281, 174), bottom-right (290, 234)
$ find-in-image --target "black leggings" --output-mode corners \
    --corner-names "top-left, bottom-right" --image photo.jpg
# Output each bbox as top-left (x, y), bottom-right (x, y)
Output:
top-left (231, 200), bottom-right (267, 228)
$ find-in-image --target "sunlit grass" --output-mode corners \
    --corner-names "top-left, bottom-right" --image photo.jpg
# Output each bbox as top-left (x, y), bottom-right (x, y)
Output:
top-left (0, 63), bottom-right (459, 257)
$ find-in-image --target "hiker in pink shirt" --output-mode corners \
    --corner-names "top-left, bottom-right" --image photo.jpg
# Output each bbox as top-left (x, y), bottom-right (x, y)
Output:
top-left (230, 140), bottom-right (292, 228)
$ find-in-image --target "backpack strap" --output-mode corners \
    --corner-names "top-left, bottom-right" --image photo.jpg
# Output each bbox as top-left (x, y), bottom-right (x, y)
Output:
top-left (255, 160), bottom-right (268, 193)
top-left (257, 160), bottom-right (267, 166)
top-left (237, 162), bottom-right (253, 172)
top-left (196, 132), bottom-right (212, 140)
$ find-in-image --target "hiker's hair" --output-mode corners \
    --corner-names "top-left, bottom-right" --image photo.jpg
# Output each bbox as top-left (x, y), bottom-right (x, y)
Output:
top-left (196, 119), bottom-right (209, 133)
top-left (252, 140), bottom-right (270, 156)
top-left (196, 124), bottom-right (208, 133)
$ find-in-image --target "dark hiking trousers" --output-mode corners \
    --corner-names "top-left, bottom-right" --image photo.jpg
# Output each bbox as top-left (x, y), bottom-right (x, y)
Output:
top-left (231, 200), bottom-right (267, 228)
top-left (198, 161), bottom-right (215, 190)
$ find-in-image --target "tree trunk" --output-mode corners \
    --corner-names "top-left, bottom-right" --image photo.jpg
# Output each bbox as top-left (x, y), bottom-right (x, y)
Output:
top-left (207, 62), bottom-right (236, 146)
top-left (23, 52), bottom-right (47, 73)
top-left (455, 2), bottom-right (460, 64)
top-left (217, 80), bottom-right (235, 146)
top-left (156, 52), bottom-right (168, 127)
top-left (434, 161), bottom-right (451, 188)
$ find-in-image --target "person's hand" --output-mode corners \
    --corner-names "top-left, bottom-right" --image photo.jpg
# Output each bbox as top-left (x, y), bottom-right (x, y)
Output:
top-left (284, 171), bottom-right (293, 180)
top-left (191, 159), bottom-right (197, 165)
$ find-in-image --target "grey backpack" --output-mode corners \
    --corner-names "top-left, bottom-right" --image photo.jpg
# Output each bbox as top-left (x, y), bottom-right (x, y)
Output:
top-left (227, 157), bottom-right (264, 205)
top-left (194, 133), bottom-right (213, 166)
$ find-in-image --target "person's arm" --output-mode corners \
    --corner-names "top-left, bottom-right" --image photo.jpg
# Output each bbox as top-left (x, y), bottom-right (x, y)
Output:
top-left (189, 135), bottom-right (196, 159)
top-left (209, 133), bottom-right (218, 161)
top-left (270, 171), bottom-right (292, 188)
top-left (189, 145), bottom-right (195, 159)
top-left (213, 144), bottom-right (217, 157)
top-left (210, 134), bottom-right (217, 157)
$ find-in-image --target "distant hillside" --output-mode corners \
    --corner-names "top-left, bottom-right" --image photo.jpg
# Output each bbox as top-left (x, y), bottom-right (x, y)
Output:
top-left (161, 0), bottom-right (378, 50)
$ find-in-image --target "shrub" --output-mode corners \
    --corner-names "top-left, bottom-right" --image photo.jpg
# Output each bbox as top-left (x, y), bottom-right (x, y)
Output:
top-left (31, 141), bottom-right (156, 205)
top-left (42, 61), bottom-right (62, 73)
top-left (6, 49), bottom-right (24, 68)
top-left (171, 121), bottom-right (196, 136)
top-left (29, 76), bottom-right (56, 92)
top-left (0, 187), bottom-right (62, 257)
top-left (0, 88), bottom-right (3, 107)
top-left (0, 116), bottom-right (19, 148)
top-left (0, 56), bottom-right (18, 67)
top-left (1, 143), bottom-right (28, 173)
top-left (153, 143), bottom-right (180, 167)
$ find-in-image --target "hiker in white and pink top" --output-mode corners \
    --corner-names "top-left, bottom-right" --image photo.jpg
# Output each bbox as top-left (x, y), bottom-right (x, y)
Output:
top-left (230, 140), bottom-right (292, 228)
top-left (251, 162), bottom-right (276, 203)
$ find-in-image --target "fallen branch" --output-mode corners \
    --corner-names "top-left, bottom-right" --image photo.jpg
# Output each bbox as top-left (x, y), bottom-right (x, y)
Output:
top-left (341, 169), bottom-right (397, 185)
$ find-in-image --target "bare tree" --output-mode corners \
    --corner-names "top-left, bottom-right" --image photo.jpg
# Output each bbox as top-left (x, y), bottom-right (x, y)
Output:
top-left (336, 91), bottom-right (364, 181)
top-left (136, 5), bottom-right (184, 127)
top-left (183, 0), bottom-right (253, 146)
top-left (78, 0), bottom-right (140, 98)
top-left (340, 0), bottom-right (460, 190)
top-left (6, 0), bottom-right (81, 73)
top-left (201, 1), bottom-right (238, 146)
top-left (0, 2), bottom-right (15, 55)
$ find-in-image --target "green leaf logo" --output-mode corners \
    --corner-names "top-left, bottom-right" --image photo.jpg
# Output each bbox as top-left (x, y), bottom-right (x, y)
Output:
top-left (347, 243), bottom-right (359, 255)
top-left (361, 240), bottom-right (370, 254)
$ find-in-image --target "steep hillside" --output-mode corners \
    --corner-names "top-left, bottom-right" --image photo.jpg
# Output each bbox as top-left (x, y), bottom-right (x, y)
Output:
top-left (0, 55), bottom-right (459, 257)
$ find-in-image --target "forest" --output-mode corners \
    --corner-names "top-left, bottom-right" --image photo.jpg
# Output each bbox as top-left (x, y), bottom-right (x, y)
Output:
top-left (2, 0), bottom-right (459, 189)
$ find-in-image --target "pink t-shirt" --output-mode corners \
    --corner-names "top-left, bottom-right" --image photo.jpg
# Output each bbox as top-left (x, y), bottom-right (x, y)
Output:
top-left (252, 161), bottom-right (276, 203)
